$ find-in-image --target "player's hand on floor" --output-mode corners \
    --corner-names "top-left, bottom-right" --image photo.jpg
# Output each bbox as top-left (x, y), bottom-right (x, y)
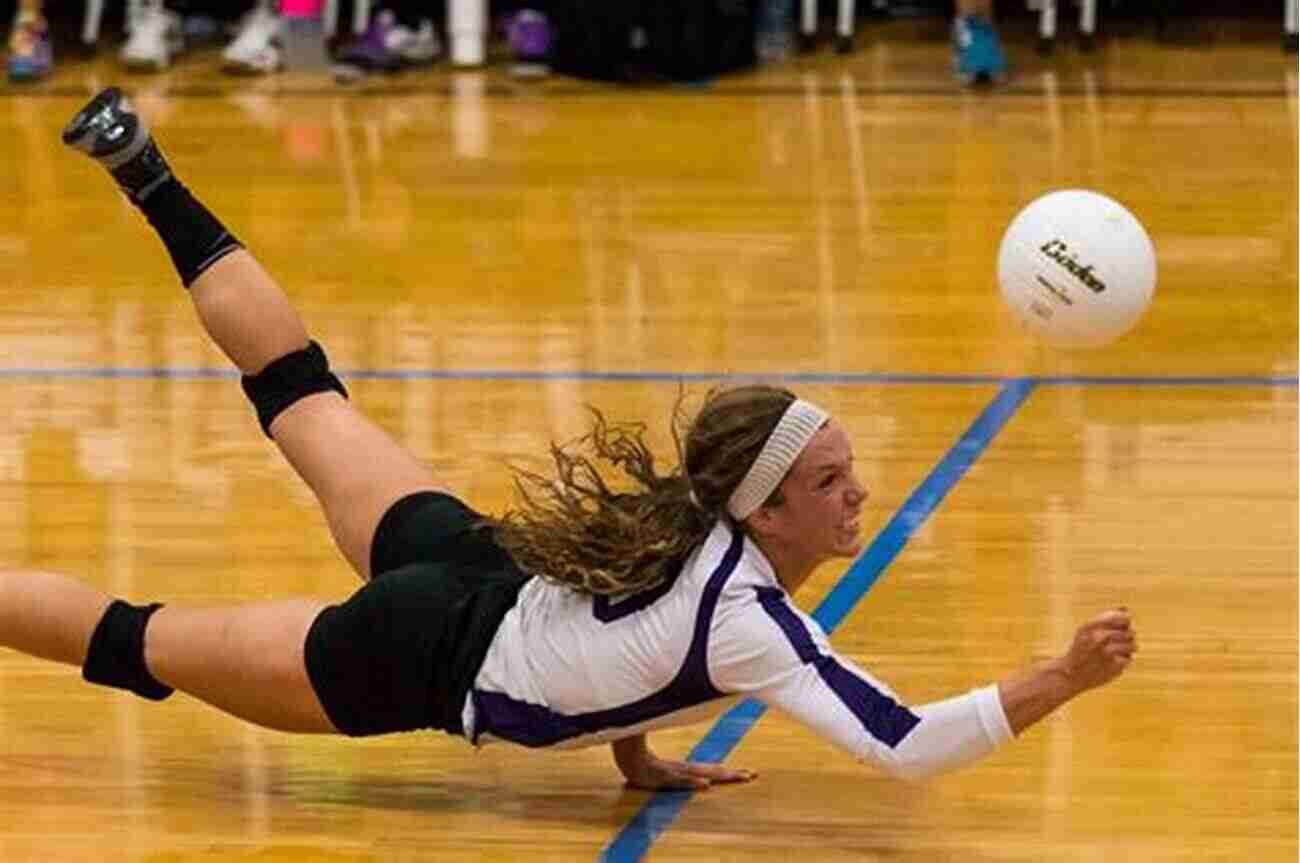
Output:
top-left (613, 734), bottom-right (756, 791)
top-left (623, 754), bottom-right (757, 791)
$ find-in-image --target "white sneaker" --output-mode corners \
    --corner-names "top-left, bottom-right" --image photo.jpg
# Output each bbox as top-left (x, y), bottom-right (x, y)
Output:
top-left (391, 19), bottom-right (441, 65)
top-left (222, 5), bottom-right (282, 74)
top-left (121, 3), bottom-right (183, 72)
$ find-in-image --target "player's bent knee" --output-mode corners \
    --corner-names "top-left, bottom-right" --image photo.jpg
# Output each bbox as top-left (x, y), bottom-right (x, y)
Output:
top-left (241, 341), bottom-right (349, 438)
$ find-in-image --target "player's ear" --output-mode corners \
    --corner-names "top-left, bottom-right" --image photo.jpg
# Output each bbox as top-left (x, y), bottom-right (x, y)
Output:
top-left (745, 497), bottom-right (785, 539)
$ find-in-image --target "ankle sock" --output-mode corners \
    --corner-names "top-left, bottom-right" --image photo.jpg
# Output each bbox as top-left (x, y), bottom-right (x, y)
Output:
top-left (136, 178), bottom-right (243, 288)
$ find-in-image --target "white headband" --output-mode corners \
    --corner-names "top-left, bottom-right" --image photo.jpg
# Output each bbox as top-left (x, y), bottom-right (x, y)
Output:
top-left (727, 399), bottom-right (830, 521)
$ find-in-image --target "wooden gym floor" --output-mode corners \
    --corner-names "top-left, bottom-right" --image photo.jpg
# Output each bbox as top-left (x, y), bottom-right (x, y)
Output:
top-left (0, 17), bottom-right (1295, 863)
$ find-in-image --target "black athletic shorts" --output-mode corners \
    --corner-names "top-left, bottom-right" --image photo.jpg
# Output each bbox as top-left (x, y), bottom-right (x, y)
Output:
top-left (304, 492), bottom-right (529, 738)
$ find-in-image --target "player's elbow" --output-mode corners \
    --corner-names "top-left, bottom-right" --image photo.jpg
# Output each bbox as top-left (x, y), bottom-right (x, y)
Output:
top-left (880, 759), bottom-right (932, 783)
top-left (869, 748), bottom-right (945, 783)
top-left (870, 739), bottom-right (993, 782)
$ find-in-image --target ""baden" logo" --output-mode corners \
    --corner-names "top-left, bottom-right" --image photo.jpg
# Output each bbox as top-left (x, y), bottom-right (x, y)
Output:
top-left (1039, 240), bottom-right (1106, 294)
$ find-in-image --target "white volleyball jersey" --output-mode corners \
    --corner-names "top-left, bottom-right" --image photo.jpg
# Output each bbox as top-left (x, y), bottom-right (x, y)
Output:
top-left (464, 520), bottom-right (1013, 780)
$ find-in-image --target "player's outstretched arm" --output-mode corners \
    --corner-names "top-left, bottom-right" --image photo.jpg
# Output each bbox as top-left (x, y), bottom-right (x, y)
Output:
top-left (715, 606), bottom-right (1137, 783)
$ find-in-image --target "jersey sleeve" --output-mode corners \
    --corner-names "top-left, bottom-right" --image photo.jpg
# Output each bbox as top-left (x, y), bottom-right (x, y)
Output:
top-left (709, 587), bottom-right (1013, 781)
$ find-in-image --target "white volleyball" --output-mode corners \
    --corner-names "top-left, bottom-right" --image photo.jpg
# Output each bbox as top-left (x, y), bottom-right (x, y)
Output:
top-left (997, 189), bottom-right (1157, 348)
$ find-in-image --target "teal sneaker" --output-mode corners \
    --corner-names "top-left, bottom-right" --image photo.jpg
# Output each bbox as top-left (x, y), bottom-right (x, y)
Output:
top-left (952, 14), bottom-right (1008, 85)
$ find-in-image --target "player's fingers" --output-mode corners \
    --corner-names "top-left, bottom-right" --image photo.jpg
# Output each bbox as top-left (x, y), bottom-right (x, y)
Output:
top-left (1087, 629), bottom-right (1132, 652)
top-left (681, 762), bottom-right (752, 781)
top-left (628, 774), bottom-right (701, 792)
top-left (687, 764), bottom-right (757, 784)
top-left (1083, 620), bottom-right (1131, 643)
top-left (1090, 609), bottom-right (1132, 630)
top-left (703, 773), bottom-right (752, 785)
top-left (1108, 641), bottom-right (1138, 658)
top-left (1104, 642), bottom-right (1136, 660)
top-left (1103, 629), bottom-right (1136, 647)
top-left (660, 772), bottom-right (710, 791)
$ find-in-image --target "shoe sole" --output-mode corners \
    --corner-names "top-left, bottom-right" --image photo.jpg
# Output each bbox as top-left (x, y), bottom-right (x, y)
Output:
top-left (61, 86), bottom-right (122, 146)
top-left (222, 59), bottom-right (283, 75)
top-left (335, 57), bottom-right (403, 74)
top-left (121, 33), bottom-right (183, 73)
top-left (122, 58), bottom-right (169, 73)
top-left (955, 67), bottom-right (1007, 86)
top-left (8, 67), bottom-right (51, 82)
top-left (509, 61), bottom-right (549, 79)
top-left (61, 87), bottom-right (150, 168)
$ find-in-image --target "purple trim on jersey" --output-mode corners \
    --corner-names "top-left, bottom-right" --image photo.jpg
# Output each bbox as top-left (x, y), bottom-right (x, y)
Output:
top-left (470, 527), bottom-right (745, 747)
top-left (755, 587), bottom-right (921, 748)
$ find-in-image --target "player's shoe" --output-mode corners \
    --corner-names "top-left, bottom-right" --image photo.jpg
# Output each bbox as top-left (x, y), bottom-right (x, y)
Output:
top-left (506, 9), bottom-right (551, 79)
top-left (952, 14), bottom-right (1008, 85)
top-left (223, 3), bottom-right (283, 75)
top-left (7, 11), bottom-right (53, 82)
top-left (121, 1), bottom-right (184, 73)
top-left (61, 87), bottom-right (173, 202)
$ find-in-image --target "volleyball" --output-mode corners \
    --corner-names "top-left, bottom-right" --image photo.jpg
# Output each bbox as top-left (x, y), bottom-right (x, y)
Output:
top-left (997, 190), bottom-right (1157, 348)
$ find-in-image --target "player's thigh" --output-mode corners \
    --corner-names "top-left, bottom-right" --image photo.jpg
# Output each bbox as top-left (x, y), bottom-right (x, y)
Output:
top-left (146, 599), bottom-right (338, 734)
top-left (269, 391), bottom-right (444, 579)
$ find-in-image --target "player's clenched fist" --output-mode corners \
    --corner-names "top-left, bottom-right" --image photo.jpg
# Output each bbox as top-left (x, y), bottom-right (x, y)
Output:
top-left (1062, 608), bottom-right (1138, 691)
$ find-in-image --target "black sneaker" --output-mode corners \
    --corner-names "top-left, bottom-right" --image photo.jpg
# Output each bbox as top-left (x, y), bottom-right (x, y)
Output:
top-left (62, 87), bottom-right (173, 202)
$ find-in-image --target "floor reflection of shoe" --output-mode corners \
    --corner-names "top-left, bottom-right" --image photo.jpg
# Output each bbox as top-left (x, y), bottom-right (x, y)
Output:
top-left (952, 14), bottom-right (1008, 86)
top-left (506, 9), bottom-right (551, 79)
top-left (226, 88), bottom-right (285, 129)
top-left (121, 2), bottom-right (184, 73)
top-left (62, 87), bottom-right (173, 201)
top-left (7, 12), bottom-right (53, 82)
top-left (331, 61), bottom-right (364, 84)
top-left (223, 4), bottom-right (283, 74)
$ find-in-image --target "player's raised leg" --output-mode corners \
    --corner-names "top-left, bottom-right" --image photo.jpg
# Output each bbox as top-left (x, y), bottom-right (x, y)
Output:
top-left (61, 87), bottom-right (439, 579)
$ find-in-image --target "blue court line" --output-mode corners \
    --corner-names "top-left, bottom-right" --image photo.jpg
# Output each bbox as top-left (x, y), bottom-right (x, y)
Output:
top-left (0, 367), bottom-right (1291, 387)
top-left (597, 378), bottom-right (1038, 863)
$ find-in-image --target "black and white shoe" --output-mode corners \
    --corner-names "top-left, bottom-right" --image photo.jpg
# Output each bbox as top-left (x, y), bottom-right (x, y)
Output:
top-left (62, 86), bottom-right (173, 202)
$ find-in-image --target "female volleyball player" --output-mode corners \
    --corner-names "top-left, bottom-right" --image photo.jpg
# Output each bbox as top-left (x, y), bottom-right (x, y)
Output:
top-left (0, 88), bottom-right (1137, 791)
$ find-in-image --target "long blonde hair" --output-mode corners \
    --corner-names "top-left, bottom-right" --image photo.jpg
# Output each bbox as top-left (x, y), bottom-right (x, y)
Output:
top-left (488, 385), bottom-right (796, 595)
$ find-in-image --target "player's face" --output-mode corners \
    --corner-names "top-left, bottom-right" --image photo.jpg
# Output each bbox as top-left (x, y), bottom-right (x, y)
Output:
top-left (769, 422), bottom-right (867, 564)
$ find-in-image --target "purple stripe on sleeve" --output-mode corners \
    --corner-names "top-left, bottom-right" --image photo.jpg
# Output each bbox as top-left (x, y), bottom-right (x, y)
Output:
top-left (756, 588), bottom-right (921, 748)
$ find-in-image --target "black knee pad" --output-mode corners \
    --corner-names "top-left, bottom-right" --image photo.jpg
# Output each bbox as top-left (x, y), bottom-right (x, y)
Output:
top-left (241, 341), bottom-right (349, 437)
top-left (82, 600), bottom-right (174, 701)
